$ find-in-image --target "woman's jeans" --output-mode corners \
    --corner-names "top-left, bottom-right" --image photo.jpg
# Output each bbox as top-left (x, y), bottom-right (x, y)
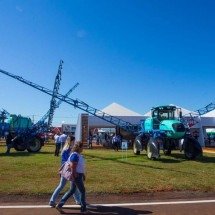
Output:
top-left (58, 173), bottom-right (86, 208)
top-left (49, 176), bottom-right (81, 204)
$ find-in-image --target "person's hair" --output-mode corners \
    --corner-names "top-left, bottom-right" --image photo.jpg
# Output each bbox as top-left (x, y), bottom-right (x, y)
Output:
top-left (61, 137), bottom-right (73, 154)
top-left (70, 136), bottom-right (75, 141)
top-left (72, 141), bottom-right (83, 153)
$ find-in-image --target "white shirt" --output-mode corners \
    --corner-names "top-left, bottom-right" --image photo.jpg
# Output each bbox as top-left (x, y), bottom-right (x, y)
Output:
top-left (59, 133), bottom-right (67, 143)
top-left (76, 154), bottom-right (85, 174)
top-left (54, 134), bottom-right (60, 144)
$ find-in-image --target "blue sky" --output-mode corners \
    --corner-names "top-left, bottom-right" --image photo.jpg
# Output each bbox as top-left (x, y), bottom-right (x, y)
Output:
top-left (0, 0), bottom-right (215, 126)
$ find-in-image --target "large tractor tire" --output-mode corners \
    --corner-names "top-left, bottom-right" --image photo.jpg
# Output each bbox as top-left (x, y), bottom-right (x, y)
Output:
top-left (163, 140), bottom-right (172, 155)
top-left (183, 136), bottom-right (203, 160)
top-left (147, 137), bottom-right (160, 159)
top-left (133, 145), bottom-right (140, 155)
top-left (13, 137), bottom-right (27, 151)
top-left (133, 133), bottom-right (150, 155)
top-left (27, 138), bottom-right (42, 152)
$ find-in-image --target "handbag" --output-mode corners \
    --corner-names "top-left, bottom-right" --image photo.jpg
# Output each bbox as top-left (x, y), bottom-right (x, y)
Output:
top-left (59, 161), bottom-right (73, 181)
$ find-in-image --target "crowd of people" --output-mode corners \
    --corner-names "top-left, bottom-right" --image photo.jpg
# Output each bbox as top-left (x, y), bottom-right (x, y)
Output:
top-left (54, 131), bottom-right (68, 156)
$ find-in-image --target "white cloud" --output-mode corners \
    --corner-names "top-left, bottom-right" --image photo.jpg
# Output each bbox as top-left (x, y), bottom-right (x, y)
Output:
top-left (16, 6), bottom-right (23, 13)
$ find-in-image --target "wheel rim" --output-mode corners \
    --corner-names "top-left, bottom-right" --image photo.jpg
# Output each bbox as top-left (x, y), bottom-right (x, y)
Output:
top-left (28, 138), bottom-right (41, 152)
top-left (147, 144), bottom-right (152, 158)
top-left (133, 144), bottom-right (137, 153)
top-left (13, 138), bottom-right (26, 151)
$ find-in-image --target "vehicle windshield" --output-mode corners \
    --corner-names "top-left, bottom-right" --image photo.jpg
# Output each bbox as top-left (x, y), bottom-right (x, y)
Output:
top-left (161, 110), bottom-right (175, 119)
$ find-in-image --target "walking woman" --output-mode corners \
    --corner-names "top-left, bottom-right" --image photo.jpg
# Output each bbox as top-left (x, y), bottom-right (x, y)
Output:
top-left (56, 141), bottom-right (87, 213)
top-left (49, 136), bottom-right (81, 207)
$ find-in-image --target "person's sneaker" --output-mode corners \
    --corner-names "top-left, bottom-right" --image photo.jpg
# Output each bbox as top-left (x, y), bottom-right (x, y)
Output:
top-left (49, 201), bottom-right (56, 208)
top-left (55, 204), bottom-right (64, 213)
top-left (75, 201), bottom-right (81, 205)
top-left (80, 205), bottom-right (87, 213)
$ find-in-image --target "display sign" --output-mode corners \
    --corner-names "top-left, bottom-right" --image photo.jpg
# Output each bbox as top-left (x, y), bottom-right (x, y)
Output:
top-left (121, 141), bottom-right (128, 150)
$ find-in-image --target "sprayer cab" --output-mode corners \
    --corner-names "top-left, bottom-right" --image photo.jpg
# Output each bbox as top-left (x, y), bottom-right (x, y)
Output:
top-left (151, 105), bottom-right (182, 119)
top-left (145, 105), bottom-right (186, 139)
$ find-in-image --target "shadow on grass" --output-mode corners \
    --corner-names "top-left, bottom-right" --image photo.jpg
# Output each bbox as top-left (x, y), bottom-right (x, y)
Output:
top-left (62, 205), bottom-right (152, 215)
top-left (166, 152), bottom-right (215, 163)
top-left (86, 154), bottom-right (195, 175)
top-left (87, 149), bottom-right (215, 165)
top-left (0, 151), bottom-right (53, 157)
top-left (86, 149), bottom-right (215, 175)
top-left (195, 154), bottom-right (215, 163)
top-left (160, 153), bottom-right (187, 162)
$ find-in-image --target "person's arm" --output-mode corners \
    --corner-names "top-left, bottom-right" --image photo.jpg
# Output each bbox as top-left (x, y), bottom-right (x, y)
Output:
top-left (70, 162), bottom-right (78, 179)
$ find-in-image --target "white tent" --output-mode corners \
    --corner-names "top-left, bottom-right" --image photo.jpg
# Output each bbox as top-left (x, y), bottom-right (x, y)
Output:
top-left (101, 102), bottom-right (143, 116)
top-left (202, 109), bottom-right (215, 117)
top-left (90, 102), bottom-right (144, 127)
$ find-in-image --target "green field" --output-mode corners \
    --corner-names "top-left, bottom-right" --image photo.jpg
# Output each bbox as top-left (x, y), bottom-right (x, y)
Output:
top-left (0, 142), bottom-right (215, 196)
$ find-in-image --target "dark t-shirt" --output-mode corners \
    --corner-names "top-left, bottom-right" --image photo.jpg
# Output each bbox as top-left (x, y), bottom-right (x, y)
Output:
top-left (6, 133), bottom-right (13, 145)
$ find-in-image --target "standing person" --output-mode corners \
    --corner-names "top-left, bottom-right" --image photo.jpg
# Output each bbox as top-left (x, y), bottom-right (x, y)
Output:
top-left (49, 136), bottom-right (81, 207)
top-left (56, 141), bottom-right (87, 213)
top-left (59, 132), bottom-right (68, 150)
top-left (112, 133), bottom-right (119, 151)
top-left (54, 133), bottom-right (61, 156)
top-left (117, 134), bottom-right (122, 150)
top-left (5, 131), bottom-right (16, 154)
top-left (87, 134), bottom-right (93, 149)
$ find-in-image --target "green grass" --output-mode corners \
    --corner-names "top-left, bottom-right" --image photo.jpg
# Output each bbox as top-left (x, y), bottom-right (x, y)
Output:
top-left (0, 143), bottom-right (215, 196)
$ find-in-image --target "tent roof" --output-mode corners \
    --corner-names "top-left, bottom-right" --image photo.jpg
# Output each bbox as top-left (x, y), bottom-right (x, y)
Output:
top-left (101, 103), bottom-right (198, 117)
top-left (101, 102), bottom-right (143, 116)
top-left (202, 109), bottom-right (215, 117)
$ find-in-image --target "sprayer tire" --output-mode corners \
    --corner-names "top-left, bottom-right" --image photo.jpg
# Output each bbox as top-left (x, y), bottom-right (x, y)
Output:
top-left (27, 138), bottom-right (42, 152)
top-left (163, 140), bottom-right (172, 155)
top-left (13, 138), bottom-right (26, 151)
top-left (184, 136), bottom-right (202, 160)
top-left (133, 143), bottom-right (140, 155)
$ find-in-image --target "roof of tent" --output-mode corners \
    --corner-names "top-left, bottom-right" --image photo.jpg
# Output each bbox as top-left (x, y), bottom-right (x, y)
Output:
top-left (98, 103), bottom-right (199, 118)
top-left (101, 102), bottom-right (143, 116)
top-left (202, 109), bottom-right (215, 117)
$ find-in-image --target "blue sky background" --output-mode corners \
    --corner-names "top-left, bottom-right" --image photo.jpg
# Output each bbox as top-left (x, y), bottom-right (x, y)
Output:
top-left (0, 0), bottom-right (215, 126)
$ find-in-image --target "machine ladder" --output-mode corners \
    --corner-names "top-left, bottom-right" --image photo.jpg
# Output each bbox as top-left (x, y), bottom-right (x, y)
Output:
top-left (196, 102), bottom-right (215, 115)
top-left (47, 60), bottom-right (63, 127)
top-left (33, 82), bottom-right (79, 133)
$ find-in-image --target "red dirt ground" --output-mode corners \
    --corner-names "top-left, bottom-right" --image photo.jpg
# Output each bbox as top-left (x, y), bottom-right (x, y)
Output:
top-left (0, 191), bottom-right (215, 205)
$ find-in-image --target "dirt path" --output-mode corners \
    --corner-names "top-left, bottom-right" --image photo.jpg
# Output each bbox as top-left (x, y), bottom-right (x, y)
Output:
top-left (1, 191), bottom-right (215, 205)
top-left (0, 191), bottom-right (215, 215)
